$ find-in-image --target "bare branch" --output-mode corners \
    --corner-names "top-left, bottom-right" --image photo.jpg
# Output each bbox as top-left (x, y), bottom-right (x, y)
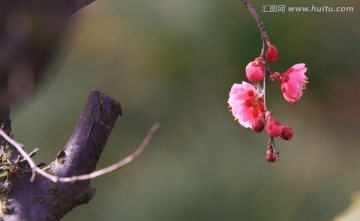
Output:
top-left (0, 123), bottom-right (160, 183)
top-left (52, 90), bottom-right (123, 178)
top-left (58, 122), bottom-right (160, 182)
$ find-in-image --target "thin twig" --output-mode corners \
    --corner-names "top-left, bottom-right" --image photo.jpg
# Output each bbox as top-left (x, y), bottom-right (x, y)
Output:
top-left (58, 122), bottom-right (160, 182)
top-left (0, 123), bottom-right (160, 183)
top-left (240, 0), bottom-right (268, 40)
top-left (0, 130), bottom-right (38, 181)
top-left (29, 148), bottom-right (40, 158)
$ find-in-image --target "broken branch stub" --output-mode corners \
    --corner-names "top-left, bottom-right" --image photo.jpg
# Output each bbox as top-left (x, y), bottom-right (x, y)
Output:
top-left (0, 90), bottom-right (122, 221)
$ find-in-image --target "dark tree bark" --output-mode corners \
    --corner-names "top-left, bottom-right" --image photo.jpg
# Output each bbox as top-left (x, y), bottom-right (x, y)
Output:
top-left (0, 0), bottom-right (95, 111)
top-left (0, 90), bottom-right (122, 220)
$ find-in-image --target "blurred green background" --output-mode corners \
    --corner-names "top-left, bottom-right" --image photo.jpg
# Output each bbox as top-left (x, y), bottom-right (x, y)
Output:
top-left (11, 0), bottom-right (360, 220)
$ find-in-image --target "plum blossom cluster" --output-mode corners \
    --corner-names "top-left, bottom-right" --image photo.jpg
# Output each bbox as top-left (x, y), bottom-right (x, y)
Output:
top-left (228, 40), bottom-right (308, 163)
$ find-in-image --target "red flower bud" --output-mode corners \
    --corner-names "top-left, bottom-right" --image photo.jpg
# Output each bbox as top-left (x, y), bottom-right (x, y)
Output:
top-left (265, 144), bottom-right (279, 163)
top-left (266, 117), bottom-right (283, 137)
top-left (266, 44), bottom-right (279, 62)
top-left (245, 57), bottom-right (265, 82)
top-left (265, 151), bottom-right (276, 162)
top-left (281, 126), bottom-right (293, 140)
top-left (251, 116), bottom-right (264, 133)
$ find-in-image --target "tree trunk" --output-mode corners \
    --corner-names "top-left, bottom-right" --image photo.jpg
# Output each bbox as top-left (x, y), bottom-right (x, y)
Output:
top-left (0, 2), bottom-right (126, 220)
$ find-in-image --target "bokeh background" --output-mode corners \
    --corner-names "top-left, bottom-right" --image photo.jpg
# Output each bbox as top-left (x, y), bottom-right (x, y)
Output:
top-left (10, 0), bottom-right (360, 220)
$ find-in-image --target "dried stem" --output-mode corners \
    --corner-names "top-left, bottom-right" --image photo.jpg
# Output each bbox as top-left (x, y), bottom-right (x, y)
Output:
top-left (0, 123), bottom-right (160, 183)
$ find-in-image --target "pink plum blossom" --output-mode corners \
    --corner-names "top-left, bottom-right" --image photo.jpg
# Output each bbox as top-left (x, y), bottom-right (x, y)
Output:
top-left (278, 63), bottom-right (308, 103)
top-left (245, 57), bottom-right (265, 82)
top-left (228, 82), bottom-right (264, 130)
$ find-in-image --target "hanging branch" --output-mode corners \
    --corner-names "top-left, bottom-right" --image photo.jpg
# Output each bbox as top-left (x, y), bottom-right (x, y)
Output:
top-left (228, 0), bottom-right (308, 162)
